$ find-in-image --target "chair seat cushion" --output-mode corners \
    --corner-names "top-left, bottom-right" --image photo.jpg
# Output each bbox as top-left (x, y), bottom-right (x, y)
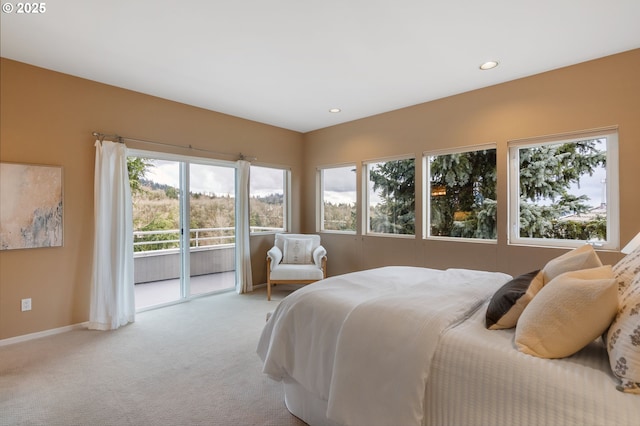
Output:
top-left (270, 264), bottom-right (324, 281)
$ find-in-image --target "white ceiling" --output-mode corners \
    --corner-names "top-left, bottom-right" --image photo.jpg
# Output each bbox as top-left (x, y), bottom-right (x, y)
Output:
top-left (2, 1), bottom-right (639, 133)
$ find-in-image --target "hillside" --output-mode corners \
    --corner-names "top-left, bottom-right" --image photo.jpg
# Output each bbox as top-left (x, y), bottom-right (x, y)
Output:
top-left (132, 182), bottom-right (284, 251)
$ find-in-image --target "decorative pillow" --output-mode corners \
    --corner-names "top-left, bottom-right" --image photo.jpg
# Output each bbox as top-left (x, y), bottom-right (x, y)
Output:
top-left (606, 273), bottom-right (640, 394)
top-left (515, 265), bottom-right (618, 359)
top-left (485, 244), bottom-right (602, 330)
top-left (612, 244), bottom-right (640, 297)
top-left (540, 243), bottom-right (603, 283)
top-left (283, 238), bottom-right (313, 264)
top-left (485, 270), bottom-right (541, 330)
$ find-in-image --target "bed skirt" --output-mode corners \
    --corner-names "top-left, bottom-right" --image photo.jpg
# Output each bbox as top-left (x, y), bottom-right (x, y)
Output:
top-left (283, 378), bottom-right (340, 426)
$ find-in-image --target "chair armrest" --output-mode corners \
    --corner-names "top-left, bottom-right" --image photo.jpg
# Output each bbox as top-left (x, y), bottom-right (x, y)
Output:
top-left (267, 246), bottom-right (282, 271)
top-left (313, 245), bottom-right (327, 268)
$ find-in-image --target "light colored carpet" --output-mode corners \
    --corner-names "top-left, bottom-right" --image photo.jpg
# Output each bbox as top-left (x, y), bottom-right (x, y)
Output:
top-left (0, 288), bottom-right (307, 426)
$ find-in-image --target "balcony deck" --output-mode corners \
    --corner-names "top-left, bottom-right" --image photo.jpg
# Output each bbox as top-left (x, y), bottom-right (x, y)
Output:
top-left (134, 271), bottom-right (235, 310)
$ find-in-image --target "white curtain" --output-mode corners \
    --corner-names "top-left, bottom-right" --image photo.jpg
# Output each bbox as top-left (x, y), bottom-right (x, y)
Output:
top-left (235, 160), bottom-right (253, 293)
top-left (88, 140), bottom-right (135, 330)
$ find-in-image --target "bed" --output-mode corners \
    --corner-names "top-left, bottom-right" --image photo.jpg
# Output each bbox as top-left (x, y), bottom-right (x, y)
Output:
top-left (257, 250), bottom-right (640, 426)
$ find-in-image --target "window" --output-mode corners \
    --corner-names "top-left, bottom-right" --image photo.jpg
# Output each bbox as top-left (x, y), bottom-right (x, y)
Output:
top-left (426, 146), bottom-right (497, 241)
top-left (249, 165), bottom-right (289, 233)
top-left (319, 165), bottom-right (357, 233)
top-left (509, 128), bottom-right (619, 249)
top-left (365, 157), bottom-right (415, 236)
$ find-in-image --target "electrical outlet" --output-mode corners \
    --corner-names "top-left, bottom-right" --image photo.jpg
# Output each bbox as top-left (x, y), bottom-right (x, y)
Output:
top-left (21, 298), bottom-right (32, 312)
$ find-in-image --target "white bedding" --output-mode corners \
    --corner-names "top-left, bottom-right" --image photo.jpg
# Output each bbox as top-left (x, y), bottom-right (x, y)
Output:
top-left (424, 304), bottom-right (640, 426)
top-left (257, 266), bottom-right (512, 426)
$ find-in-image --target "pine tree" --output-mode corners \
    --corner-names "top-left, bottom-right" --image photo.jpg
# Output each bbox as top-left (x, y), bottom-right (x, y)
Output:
top-left (429, 149), bottom-right (497, 238)
top-left (369, 159), bottom-right (415, 234)
top-left (427, 140), bottom-right (606, 240)
top-left (517, 139), bottom-right (605, 239)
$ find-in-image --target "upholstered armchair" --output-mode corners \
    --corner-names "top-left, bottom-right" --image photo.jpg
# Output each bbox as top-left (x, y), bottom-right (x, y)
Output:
top-left (266, 233), bottom-right (327, 300)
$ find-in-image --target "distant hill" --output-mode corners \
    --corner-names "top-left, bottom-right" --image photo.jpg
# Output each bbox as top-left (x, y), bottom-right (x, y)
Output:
top-left (133, 183), bottom-right (284, 241)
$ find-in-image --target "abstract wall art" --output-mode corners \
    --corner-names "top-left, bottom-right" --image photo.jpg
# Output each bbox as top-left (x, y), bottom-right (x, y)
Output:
top-left (1, 162), bottom-right (63, 250)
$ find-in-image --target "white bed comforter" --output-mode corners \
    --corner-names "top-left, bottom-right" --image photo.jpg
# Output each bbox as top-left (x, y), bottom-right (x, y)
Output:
top-left (257, 266), bottom-right (512, 426)
top-left (424, 304), bottom-right (640, 426)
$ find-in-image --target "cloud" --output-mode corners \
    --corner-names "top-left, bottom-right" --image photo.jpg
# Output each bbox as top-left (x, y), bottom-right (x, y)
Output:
top-left (145, 160), bottom-right (235, 196)
top-left (325, 190), bottom-right (357, 205)
top-left (323, 166), bottom-right (356, 192)
top-left (190, 163), bottom-right (235, 195)
top-left (145, 160), bottom-right (179, 187)
top-left (323, 166), bottom-right (357, 205)
top-left (144, 160), bottom-right (286, 197)
top-left (250, 166), bottom-right (285, 197)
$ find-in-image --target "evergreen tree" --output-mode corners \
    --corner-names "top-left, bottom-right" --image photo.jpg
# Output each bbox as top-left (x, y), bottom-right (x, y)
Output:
top-left (369, 159), bottom-right (415, 234)
top-left (517, 139), bottom-right (606, 239)
top-left (518, 140), bottom-right (604, 202)
top-left (428, 140), bottom-right (606, 240)
top-left (429, 149), bottom-right (497, 238)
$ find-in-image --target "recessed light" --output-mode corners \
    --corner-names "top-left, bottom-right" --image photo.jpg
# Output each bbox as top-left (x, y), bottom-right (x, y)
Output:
top-left (329, 108), bottom-right (341, 113)
top-left (479, 61), bottom-right (499, 70)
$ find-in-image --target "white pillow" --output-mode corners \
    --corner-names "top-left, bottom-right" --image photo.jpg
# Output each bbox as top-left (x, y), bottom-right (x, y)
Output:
top-left (515, 265), bottom-right (617, 359)
top-left (283, 238), bottom-right (313, 264)
top-left (607, 273), bottom-right (640, 394)
top-left (612, 244), bottom-right (640, 297)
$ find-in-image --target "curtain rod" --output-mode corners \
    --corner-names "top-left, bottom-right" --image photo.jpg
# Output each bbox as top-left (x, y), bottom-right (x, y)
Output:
top-left (92, 132), bottom-right (256, 161)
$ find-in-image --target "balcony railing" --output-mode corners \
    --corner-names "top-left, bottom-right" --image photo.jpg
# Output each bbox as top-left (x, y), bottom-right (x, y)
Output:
top-left (132, 226), bottom-right (283, 283)
top-left (133, 226), bottom-right (283, 252)
top-left (133, 227), bottom-right (234, 251)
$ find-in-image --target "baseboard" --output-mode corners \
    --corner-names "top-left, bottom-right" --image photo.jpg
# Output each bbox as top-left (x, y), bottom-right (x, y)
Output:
top-left (1, 286), bottom-right (270, 346)
top-left (0, 322), bottom-right (88, 347)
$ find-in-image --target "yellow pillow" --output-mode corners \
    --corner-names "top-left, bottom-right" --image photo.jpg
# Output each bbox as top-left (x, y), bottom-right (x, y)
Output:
top-left (515, 265), bottom-right (617, 359)
top-left (542, 244), bottom-right (603, 283)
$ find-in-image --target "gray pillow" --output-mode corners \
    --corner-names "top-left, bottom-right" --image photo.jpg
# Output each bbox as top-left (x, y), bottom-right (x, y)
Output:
top-left (485, 270), bottom-right (540, 329)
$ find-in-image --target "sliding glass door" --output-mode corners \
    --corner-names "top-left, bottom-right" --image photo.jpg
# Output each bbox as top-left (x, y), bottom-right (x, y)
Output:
top-left (129, 152), bottom-right (236, 310)
top-left (131, 158), bottom-right (182, 308)
top-left (188, 162), bottom-right (236, 297)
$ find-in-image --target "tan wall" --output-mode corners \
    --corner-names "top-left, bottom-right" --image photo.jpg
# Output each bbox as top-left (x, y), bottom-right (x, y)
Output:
top-left (0, 59), bottom-right (304, 339)
top-left (303, 49), bottom-right (640, 278)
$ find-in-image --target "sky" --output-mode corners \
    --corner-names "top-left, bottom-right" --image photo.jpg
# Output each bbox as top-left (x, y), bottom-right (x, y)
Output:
top-left (145, 160), bottom-right (285, 197)
top-left (567, 166), bottom-right (607, 207)
top-left (322, 166), bottom-right (357, 205)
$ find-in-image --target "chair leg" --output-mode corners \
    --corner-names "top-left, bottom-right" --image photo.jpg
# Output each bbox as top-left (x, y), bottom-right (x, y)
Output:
top-left (322, 256), bottom-right (327, 279)
top-left (267, 256), bottom-right (272, 301)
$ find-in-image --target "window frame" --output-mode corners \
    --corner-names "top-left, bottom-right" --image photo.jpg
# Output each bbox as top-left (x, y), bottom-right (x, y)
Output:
top-left (317, 163), bottom-right (358, 234)
top-left (249, 164), bottom-right (291, 235)
top-left (423, 143), bottom-right (498, 244)
top-left (508, 127), bottom-right (619, 250)
top-left (363, 154), bottom-right (416, 238)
